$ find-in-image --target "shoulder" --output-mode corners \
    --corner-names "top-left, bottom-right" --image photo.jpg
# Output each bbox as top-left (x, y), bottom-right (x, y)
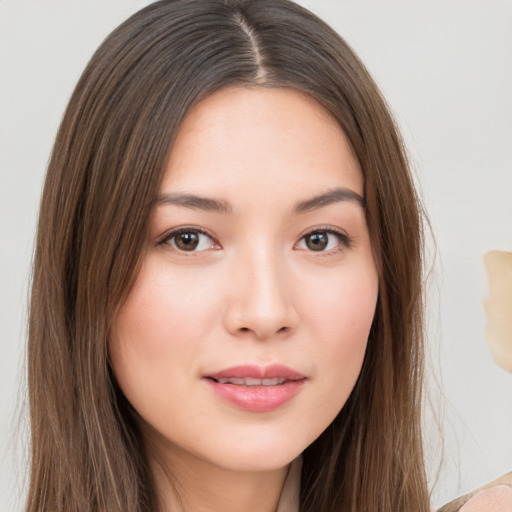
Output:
top-left (438, 473), bottom-right (512, 512)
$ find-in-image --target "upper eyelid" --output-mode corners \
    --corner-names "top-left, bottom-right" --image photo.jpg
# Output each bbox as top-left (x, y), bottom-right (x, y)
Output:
top-left (298, 225), bottom-right (352, 241)
top-left (295, 227), bottom-right (354, 252)
top-left (158, 227), bottom-right (221, 254)
top-left (158, 225), bottom-right (218, 245)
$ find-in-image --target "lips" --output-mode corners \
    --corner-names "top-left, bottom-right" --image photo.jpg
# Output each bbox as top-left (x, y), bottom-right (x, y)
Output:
top-left (204, 364), bottom-right (306, 412)
top-left (214, 377), bottom-right (287, 386)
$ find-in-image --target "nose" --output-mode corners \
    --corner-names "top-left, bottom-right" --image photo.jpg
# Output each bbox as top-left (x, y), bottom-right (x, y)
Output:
top-left (223, 248), bottom-right (299, 341)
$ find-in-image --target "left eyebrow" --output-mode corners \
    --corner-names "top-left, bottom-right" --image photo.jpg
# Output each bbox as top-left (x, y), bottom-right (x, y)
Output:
top-left (293, 187), bottom-right (365, 214)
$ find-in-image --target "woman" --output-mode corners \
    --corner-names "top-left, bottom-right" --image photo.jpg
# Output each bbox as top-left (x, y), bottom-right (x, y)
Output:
top-left (27, 0), bottom-right (433, 510)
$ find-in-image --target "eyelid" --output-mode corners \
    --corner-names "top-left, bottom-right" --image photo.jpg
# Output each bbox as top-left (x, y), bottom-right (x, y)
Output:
top-left (156, 225), bottom-right (352, 254)
top-left (157, 226), bottom-right (221, 251)
top-left (295, 226), bottom-right (353, 252)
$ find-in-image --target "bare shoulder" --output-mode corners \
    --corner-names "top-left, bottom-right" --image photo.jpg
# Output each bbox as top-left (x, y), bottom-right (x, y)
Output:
top-left (459, 485), bottom-right (512, 511)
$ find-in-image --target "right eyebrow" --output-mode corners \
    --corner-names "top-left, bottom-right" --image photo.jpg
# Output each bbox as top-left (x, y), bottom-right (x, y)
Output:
top-left (156, 193), bottom-right (233, 214)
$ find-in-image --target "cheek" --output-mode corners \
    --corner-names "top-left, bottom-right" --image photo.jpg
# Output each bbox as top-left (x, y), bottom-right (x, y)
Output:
top-left (113, 263), bottom-right (217, 355)
top-left (298, 260), bottom-right (378, 416)
top-left (109, 248), bottom-right (379, 460)
top-left (302, 257), bottom-right (378, 344)
top-left (109, 263), bottom-right (220, 405)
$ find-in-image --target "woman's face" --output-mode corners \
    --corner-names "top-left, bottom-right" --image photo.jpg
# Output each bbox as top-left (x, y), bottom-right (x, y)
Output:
top-left (110, 86), bottom-right (379, 473)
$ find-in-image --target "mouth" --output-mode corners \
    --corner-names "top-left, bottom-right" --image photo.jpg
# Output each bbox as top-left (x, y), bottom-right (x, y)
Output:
top-left (208, 376), bottom-right (289, 386)
top-left (203, 364), bottom-right (307, 412)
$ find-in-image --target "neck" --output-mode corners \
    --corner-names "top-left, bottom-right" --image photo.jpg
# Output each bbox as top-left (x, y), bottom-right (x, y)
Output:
top-left (148, 444), bottom-right (290, 512)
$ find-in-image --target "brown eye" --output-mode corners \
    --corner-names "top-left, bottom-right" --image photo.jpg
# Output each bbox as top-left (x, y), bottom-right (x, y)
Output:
top-left (296, 229), bottom-right (351, 253)
top-left (174, 232), bottom-right (200, 251)
top-left (163, 229), bottom-right (216, 252)
top-left (305, 232), bottom-right (330, 251)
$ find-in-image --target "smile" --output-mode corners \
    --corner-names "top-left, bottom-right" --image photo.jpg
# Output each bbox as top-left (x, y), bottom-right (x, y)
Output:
top-left (212, 377), bottom-right (287, 386)
top-left (204, 364), bottom-right (307, 412)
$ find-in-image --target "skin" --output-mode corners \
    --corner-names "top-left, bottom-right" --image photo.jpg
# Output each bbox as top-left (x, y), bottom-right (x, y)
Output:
top-left (460, 486), bottom-right (512, 512)
top-left (110, 86), bottom-right (379, 512)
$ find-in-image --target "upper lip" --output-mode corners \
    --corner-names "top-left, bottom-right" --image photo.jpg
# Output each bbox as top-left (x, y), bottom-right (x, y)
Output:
top-left (206, 364), bottom-right (306, 381)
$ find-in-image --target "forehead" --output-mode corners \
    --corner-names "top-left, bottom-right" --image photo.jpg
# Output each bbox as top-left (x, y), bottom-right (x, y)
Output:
top-left (162, 86), bottom-right (363, 201)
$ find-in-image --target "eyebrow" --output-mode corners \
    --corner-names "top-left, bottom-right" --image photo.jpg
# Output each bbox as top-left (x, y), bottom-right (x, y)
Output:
top-left (156, 193), bottom-right (233, 213)
top-left (156, 187), bottom-right (364, 215)
top-left (293, 187), bottom-right (365, 213)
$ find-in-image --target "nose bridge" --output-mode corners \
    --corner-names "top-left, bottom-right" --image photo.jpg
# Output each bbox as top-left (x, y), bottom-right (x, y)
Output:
top-left (225, 242), bottom-right (296, 339)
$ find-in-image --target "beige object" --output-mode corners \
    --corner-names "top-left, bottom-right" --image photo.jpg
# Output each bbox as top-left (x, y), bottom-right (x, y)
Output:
top-left (438, 472), bottom-right (512, 511)
top-left (484, 250), bottom-right (512, 372)
top-left (459, 484), bottom-right (512, 512)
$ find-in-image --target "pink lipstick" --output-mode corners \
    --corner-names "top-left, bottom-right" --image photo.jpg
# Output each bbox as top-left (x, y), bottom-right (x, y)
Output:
top-left (204, 364), bottom-right (306, 412)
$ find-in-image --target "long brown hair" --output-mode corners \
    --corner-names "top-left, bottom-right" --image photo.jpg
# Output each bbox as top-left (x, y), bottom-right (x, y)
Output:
top-left (27, 1), bottom-right (429, 510)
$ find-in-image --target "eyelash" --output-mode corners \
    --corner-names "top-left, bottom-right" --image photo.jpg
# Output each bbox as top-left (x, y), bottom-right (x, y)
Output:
top-left (158, 226), bottom-right (219, 253)
top-left (158, 226), bottom-right (353, 254)
top-left (296, 226), bottom-right (353, 254)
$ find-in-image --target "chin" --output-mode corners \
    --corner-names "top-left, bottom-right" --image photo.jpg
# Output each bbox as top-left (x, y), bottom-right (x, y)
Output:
top-left (195, 425), bottom-right (311, 473)
top-left (210, 447), bottom-right (300, 473)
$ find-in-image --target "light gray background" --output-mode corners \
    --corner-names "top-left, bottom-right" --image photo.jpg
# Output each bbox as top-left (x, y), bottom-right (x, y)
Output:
top-left (1, 1), bottom-right (511, 510)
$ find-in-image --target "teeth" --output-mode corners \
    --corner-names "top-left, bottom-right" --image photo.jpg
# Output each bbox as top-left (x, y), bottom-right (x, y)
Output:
top-left (262, 378), bottom-right (285, 385)
top-left (215, 377), bottom-right (286, 386)
top-left (218, 377), bottom-right (245, 385)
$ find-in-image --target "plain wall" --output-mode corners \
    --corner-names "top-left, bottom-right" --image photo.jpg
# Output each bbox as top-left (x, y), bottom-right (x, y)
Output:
top-left (1, 1), bottom-right (511, 509)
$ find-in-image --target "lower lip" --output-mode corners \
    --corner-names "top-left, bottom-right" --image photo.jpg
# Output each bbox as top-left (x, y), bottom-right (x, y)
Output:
top-left (204, 378), bottom-right (306, 412)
